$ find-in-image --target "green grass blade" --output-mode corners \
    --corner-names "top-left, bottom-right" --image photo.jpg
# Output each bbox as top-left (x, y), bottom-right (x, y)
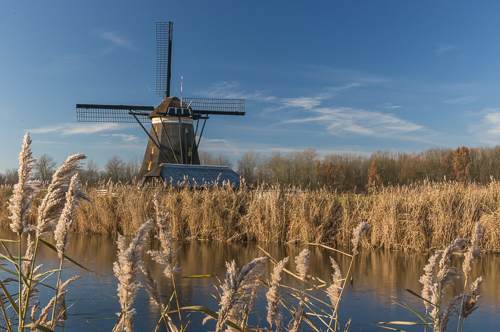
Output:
top-left (111, 311), bottom-right (125, 332)
top-left (378, 321), bottom-right (432, 326)
top-left (0, 264), bottom-right (19, 277)
top-left (181, 306), bottom-right (245, 331)
top-left (25, 322), bottom-right (55, 332)
top-left (0, 279), bottom-right (19, 315)
top-left (375, 325), bottom-right (409, 331)
top-left (405, 288), bottom-right (434, 306)
top-left (182, 274), bottom-right (216, 278)
top-left (0, 239), bottom-right (20, 243)
top-left (39, 239), bottom-right (95, 274)
top-left (398, 301), bottom-right (433, 323)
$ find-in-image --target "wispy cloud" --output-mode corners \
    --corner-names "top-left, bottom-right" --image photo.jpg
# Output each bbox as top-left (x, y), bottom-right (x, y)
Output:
top-left (95, 30), bottom-right (136, 50)
top-left (282, 107), bottom-right (423, 138)
top-left (380, 102), bottom-right (402, 109)
top-left (28, 123), bottom-right (128, 135)
top-left (445, 96), bottom-right (480, 104)
top-left (198, 81), bottom-right (363, 113)
top-left (195, 81), bottom-right (276, 101)
top-left (282, 97), bottom-right (323, 110)
top-left (436, 44), bottom-right (457, 55)
top-left (299, 66), bottom-right (390, 84)
top-left (469, 109), bottom-right (500, 143)
top-left (100, 133), bottom-right (141, 142)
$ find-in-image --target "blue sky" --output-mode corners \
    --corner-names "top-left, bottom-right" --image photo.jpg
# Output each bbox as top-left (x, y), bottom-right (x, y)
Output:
top-left (2, 1), bottom-right (500, 172)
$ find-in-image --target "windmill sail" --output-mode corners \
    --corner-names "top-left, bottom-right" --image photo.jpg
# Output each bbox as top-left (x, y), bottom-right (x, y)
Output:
top-left (156, 22), bottom-right (173, 99)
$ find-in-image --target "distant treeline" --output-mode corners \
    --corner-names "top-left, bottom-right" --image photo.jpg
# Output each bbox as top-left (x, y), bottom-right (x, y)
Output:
top-left (2, 146), bottom-right (500, 191)
top-left (237, 146), bottom-right (500, 192)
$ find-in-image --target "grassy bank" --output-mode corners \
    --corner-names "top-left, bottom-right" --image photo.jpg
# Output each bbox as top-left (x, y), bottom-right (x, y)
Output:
top-left (2, 181), bottom-right (500, 251)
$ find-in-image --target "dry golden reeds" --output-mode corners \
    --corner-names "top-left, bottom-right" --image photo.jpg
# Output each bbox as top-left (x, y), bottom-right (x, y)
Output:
top-left (4, 170), bottom-right (500, 252)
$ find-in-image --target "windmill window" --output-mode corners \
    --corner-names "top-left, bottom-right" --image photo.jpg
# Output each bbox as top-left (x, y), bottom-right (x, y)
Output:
top-left (167, 108), bottom-right (176, 116)
top-left (185, 126), bottom-right (188, 133)
top-left (148, 161), bottom-right (152, 171)
top-left (155, 125), bottom-right (158, 132)
top-left (188, 147), bottom-right (191, 156)
top-left (182, 108), bottom-right (190, 117)
top-left (151, 146), bottom-right (155, 154)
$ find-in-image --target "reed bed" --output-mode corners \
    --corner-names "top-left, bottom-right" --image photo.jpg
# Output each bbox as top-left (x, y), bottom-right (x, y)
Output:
top-left (0, 134), bottom-right (487, 331)
top-left (2, 180), bottom-right (500, 251)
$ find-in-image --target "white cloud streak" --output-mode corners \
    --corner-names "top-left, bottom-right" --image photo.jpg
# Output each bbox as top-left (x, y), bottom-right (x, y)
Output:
top-left (282, 107), bottom-right (423, 137)
top-left (380, 102), bottom-right (402, 109)
top-left (96, 30), bottom-right (136, 50)
top-left (469, 109), bottom-right (500, 144)
top-left (28, 123), bottom-right (128, 135)
top-left (100, 133), bottom-right (141, 142)
top-left (436, 44), bottom-right (457, 55)
top-left (445, 96), bottom-right (480, 104)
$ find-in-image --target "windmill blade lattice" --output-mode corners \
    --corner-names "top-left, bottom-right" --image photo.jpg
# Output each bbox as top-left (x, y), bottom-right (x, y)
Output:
top-left (156, 22), bottom-right (173, 99)
top-left (76, 104), bottom-right (153, 123)
top-left (185, 97), bottom-right (245, 117)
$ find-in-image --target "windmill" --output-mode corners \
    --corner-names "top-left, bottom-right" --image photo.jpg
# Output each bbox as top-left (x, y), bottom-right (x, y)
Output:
top-left (76, 22), bottom-right (245, 185)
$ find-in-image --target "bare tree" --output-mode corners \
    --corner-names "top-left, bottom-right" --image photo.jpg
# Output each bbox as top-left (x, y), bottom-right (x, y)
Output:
top-left (4, 168), bottom-right (19, 184)
top-left (105, 155), bottom-right (125, 182)
top-left (123, 156), bottom-right (141, 183)
top-left (200, 152), bottom-right (233, 168)
top-left (237, 151), bottom-right (260, 185)
top-left (80, 159), bottom-right (101, 186)
top-left (34, 153), bottom-right (57, 182)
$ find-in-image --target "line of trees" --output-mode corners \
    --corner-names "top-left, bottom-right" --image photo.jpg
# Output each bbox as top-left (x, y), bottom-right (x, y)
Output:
top-left (3, 145), bottom-right (500, 190)
top-left (0, 155), bottom-right (141, 186)
top-left (237, 146), bottom-right (500, 191)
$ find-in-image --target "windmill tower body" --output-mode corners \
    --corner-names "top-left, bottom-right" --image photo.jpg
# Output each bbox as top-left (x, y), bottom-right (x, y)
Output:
top-left (139, 97), bottom-right (200, 177)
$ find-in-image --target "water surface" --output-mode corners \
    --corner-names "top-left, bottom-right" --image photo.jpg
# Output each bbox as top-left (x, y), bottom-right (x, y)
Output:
top-left (0, 232), bottom-right (498, 331)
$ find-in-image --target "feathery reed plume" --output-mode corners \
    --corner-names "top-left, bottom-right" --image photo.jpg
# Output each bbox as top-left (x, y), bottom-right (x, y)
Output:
top-left (419, 238), bottom-right (467, 328)
top-left (439, 238), bottom-right (467, 269)
top-left (216, 257), bottom-right (266, 332)
top-left (139, 262), bottom-right (163, 310)
top-left (463, 221), bottom-right (483, 277)
top-left (433, 240), bottom-right (467, 319)
top-left (8, 132), bottom-right (38, 235)
top-left (289, 296), bottom-right (305, 332)
top-left (419, 251), bottom-right (440, 312)
top-left (21, 235), bottom-right (41, 313)
top-left (22, 234), bottom-right (35, 276)
top-left (50, 173), bottom-right (88, 327)
top-left (113, 220), bottom-right (154, 332)
top-left (461, 276), bottom-right (482, 319)
top-left (35, 276), bottom-right (81, 328)
top-left (438, 294), bottom-right (463, 332)
top-left (294, 249), bottom-right (310, 279)
top-left (54, 173), bottom-right (84, 259)
top-left (352, 222), bottom-right (369, 255)
top-left (266, 256), bottom-right (289, 326)
top-left (147, 193), bottom-right (180, 278)
top-left (275, 308), bottom-right (284, 332)
top-left (36, 153), bottom-right (87, 239)
top-left (326, 256), bottom-right (343, 309)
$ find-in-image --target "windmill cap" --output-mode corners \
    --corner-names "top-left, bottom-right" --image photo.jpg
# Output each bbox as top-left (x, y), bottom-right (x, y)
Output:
top-left (149, 97), bottom-right (189, 119)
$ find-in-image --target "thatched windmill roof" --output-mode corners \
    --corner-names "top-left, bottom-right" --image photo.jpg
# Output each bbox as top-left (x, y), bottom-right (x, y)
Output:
top-left (148, 97), bottom-right (189, 119)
